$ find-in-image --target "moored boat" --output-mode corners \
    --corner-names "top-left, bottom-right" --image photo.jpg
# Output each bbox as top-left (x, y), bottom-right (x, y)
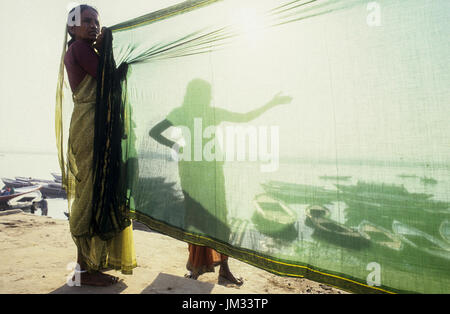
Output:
top-left (1, 178), bottom-right (32, 189)
top-left (51, 172), bottom-right (62, 182)
top-left (397, 174), bottom-right (418, 179)
top-left (336, 181), bottom-right (438, 210)
top-left (40, 182), bottom-right (67, 199)
top-left (305, 211), bottom-right (370, 249)
top-left (0, 185), bottom-right (42, 208)
top-left (337, 181), bottom-right (433, 199)
top-left (305, 204), bottom-right (330, 219)
top-left (358, 220), bottom-right (403, 251)
top-left (392, 220), bottom-right (450, 263)
top-left (252, 194), bottom-right (298, 237)
top-left (420, 176), bottom-right (437, 185)
top-left (440, 220), bottom-right (450, 243)
top-left (15, 176), bottom-right (55, 184)
top-left (7, 190), bottom-right (43, 211)
top-left (261, 180), bottom-right (337, 205)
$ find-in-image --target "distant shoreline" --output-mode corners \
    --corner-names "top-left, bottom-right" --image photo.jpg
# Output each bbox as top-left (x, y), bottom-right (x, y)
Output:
top-left (2, 151), bottom-right (449, 170)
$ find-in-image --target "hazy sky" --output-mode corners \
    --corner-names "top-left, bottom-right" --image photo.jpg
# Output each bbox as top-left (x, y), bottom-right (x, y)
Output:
top-left (112, 0), bottom-right (450, 163)
top-left (0, 0), bottom-right (183, 153)
top-left (1, 0), bottom-right (448, 165)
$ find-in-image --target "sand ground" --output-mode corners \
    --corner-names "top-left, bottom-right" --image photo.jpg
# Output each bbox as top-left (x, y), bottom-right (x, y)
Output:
top-left (0, 210), bottom-right (346, 294)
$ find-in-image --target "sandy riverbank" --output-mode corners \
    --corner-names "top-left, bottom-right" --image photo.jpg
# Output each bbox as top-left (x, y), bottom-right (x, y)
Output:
top-left (0, 210), bottom-right (346, 294)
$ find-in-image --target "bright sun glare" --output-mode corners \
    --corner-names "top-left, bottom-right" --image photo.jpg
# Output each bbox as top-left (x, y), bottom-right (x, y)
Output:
top-left (229, 7), bottom-right (267, 43)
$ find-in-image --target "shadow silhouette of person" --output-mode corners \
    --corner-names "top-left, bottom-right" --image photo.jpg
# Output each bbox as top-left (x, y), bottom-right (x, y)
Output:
top-left (149, 78), bottom-right (292, 284)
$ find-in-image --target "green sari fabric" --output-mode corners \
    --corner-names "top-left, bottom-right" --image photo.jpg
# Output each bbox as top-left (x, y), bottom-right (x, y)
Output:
top-left (58, 0), bottom-right (450, 292)
top-left (67, 74), bottom-right (136, 274)
top-left (67, 74), bottom-right (96, 238)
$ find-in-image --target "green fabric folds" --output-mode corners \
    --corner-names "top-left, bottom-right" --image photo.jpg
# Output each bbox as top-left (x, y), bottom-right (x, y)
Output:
top-left (97, 0), bottom-right (449, 293)
top-left (92, 28), bottom-right (131, 240)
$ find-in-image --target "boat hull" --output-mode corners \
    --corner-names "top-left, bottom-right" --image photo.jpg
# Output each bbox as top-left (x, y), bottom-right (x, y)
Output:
top-left (252, 194), bottom-right (298, 239)
top-left (306, 214), bottom-right (370, 249)
top-left (392, 220), bottom-right (450, 266)
top-left (358, 220), bottom-right (403, 252)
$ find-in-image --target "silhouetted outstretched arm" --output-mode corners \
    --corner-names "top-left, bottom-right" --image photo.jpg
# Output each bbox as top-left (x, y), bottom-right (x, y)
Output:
top-left (217, 92), bottom-right (292, 123)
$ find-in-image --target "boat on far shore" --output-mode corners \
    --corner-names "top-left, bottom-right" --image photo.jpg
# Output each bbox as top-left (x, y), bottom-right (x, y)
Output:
top-left (397, 174), bottom-right (418, 179)
top-left (420, 176), bottom-right (437, 185)
top-left (336, 181), bottom-right (442, 210)
top-left (7, 189), bottom-right (43, 211)
top-left (1, 178), bottom-right (30, 188)
top-left (51, 173), bottom-right (62, 182)
top-left (2, 176), bottom-right (66, 199)
top-left (261, 180), bottom-right (337, 205)
top-left (0, 185), bottom-right (42, 209)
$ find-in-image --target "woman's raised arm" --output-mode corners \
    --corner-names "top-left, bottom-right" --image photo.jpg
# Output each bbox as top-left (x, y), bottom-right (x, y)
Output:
top-left (217, 92), bottom-right (292, 123)
top-left (149, 119), bottom-right (176, 149)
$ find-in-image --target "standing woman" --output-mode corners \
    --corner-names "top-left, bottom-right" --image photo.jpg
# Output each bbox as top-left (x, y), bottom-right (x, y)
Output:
top-left (60, 5), bottom-right (136, 286)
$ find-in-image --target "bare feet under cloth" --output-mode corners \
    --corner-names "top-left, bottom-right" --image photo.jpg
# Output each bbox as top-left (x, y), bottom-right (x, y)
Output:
top-left (219, 262), bottom-right (243, 286)
top-left (184, 261), bottom-right (244, 286)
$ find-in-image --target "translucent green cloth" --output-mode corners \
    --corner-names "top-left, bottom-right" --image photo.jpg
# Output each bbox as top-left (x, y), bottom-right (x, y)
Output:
top-left (69, 0), bottom-right (450, 292)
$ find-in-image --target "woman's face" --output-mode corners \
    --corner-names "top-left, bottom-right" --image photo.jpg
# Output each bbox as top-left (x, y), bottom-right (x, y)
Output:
top-left (69, 8), bottom-right (100, 44)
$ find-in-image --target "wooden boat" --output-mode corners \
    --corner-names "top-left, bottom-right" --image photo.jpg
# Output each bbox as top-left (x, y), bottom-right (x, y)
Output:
top-left (358, 220), bottom-right (403, 251)
top-left (440, 220), bottom-right (450, 243)
top-left (336, 181), bottom-right (438, 210)
top-left (15, 176), bottom-right (34, 182)
top-left (7, 190), bottom-right (42, 211)
top-left (0, 185), bottom-right (42, 207)
top-left (261, 181), bottom-right (337, 205)
top-left (397, 174), bottom-right (418, 179)
top-left (305, 205), bottom-right (330, 221)
top-left (51, 173), bottom-right (62, 182)
top-left (1, 178), bottom-right (31, 189)
top-left (2, 176), bottom-right (66, 199)
top-left (420, 176), bottom-right (437, 185)
top-left (337, 181), bottom-right (433, 199)
top-left (305, 205), bottom-right (331, 229)
top-left (40, 182), bottom-right (67, 199)
top-left (306, 212), bottom-right (370, 249)
top-left (15, 176), bottom-right (55, 184)
top-left (392, 220), bottom-right (450, 262)
top-left (252, 194), bottom-right (298, 236)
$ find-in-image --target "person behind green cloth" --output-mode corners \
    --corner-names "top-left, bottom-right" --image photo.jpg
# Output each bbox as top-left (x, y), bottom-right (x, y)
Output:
top-left (150, 78), bottom-right (292, 283)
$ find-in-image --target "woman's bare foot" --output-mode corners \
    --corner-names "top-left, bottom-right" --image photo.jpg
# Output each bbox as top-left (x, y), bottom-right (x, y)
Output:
top-left (219, 262), bottom-right (243, 286)
top-left (184, 271), bottom-right (199, 280)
